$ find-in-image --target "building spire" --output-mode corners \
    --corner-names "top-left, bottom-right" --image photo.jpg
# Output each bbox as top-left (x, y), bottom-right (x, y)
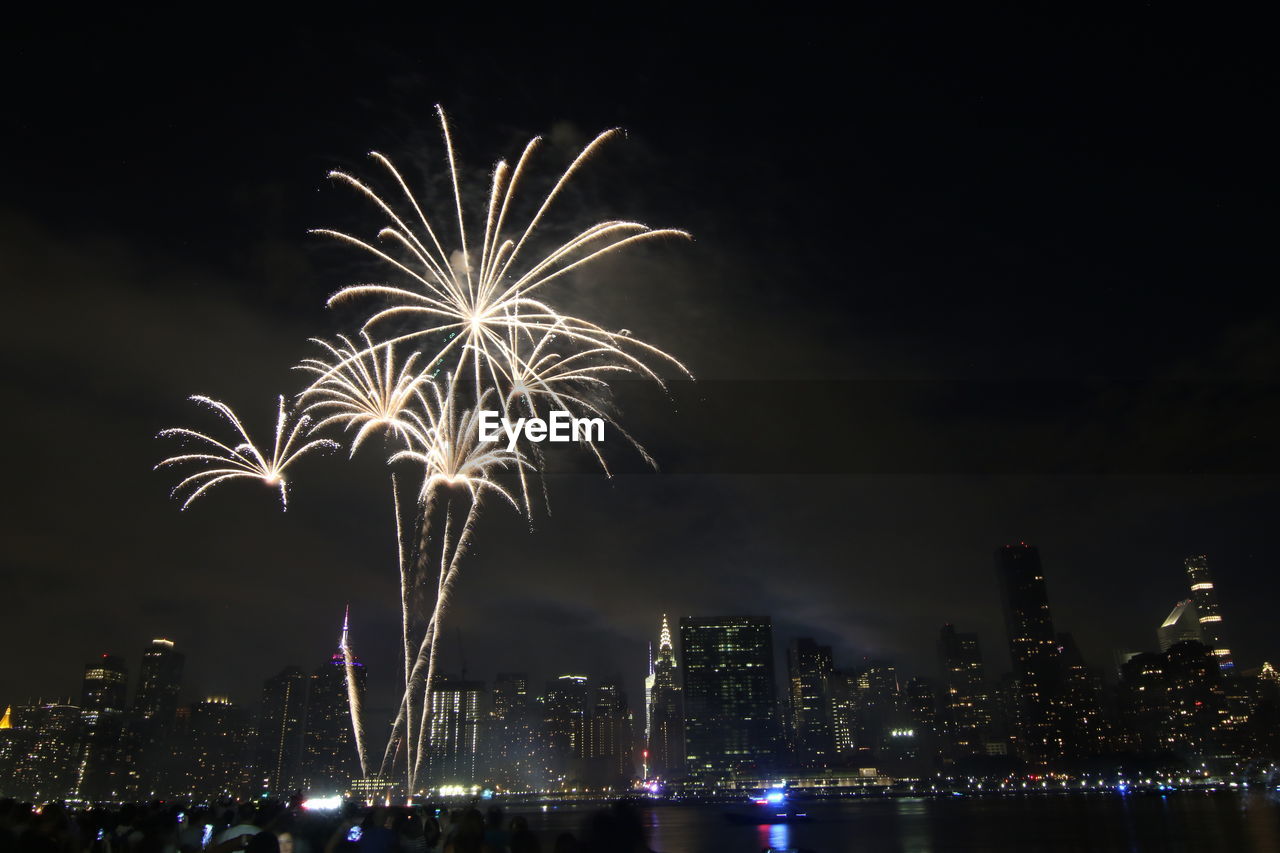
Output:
top-left (340, 605), bottom-right (351, 653)
top-left (659, 614), bottom-right (673, 652)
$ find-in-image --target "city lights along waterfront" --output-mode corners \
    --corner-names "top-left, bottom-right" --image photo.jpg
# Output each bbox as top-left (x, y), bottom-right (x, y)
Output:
top-left (6, 548), bottom-right (1280, 848)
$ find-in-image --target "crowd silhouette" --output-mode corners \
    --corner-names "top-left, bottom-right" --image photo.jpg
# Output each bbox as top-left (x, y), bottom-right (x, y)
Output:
top-left (0, 799), bottom-right (664, 853)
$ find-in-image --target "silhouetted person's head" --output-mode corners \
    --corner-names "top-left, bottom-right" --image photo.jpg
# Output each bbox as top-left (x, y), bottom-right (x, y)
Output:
top-left (245, 830), bottom-right (279, 853)
top-left (510, 827), bottom-right (541, 853)
top-left (579, 801), bottom-right (647, 853)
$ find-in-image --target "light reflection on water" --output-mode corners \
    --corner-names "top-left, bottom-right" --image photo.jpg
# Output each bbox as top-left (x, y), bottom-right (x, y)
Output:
top-left (758, 821), bottom-right (790, 850)
top-left (523, 791), bottom-right (1280, 853)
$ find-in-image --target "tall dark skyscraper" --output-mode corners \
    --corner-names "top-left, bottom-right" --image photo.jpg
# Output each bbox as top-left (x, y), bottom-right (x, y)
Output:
top-left (937, 624), bottom-right (992, 756)
top-left (76, 654), bottom-right (129, 800)
top-left (1185, 555), bottom-right (1234, 673)
top-left (587, 679), bottom-right (634, 785)
top-left (854, 660), bottom-right (902, 758)
top-left (1056, 632), bottom-right (1112, 757)
top-left (257, 666), bottom-right (308, 798)
top-left (124, 638), bottom-right (184, 799)
top-left (179, 697), bottom-right (252, 799)
top-left (787, 638), bottom-right (835, 766)
top-left (304, 613), bottom-right (366, 794)
top-left (995, 543), bottom-right (1064, 765)
top-left (543, 674), bottom-right (589, 777)
top-left (680, 616), bottom-right (780, 777)
top-left (644, 615), bottom-right (685, 780)
top-left (133, 639), bottom-right (184, 724)
top-left (83, 655), bottom-right (129, 711)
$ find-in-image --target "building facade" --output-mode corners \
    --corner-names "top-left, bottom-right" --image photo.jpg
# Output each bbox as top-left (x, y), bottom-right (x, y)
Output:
top-left (1158, 599), bottom-right (1205, 652)
top-left (787, 638), bottom-right (835, 766)
top-left (257, 666), bottom-right (308, 798)
top-left (937, 624), bottom-right (992, 757)
top-left (680, 616), bottom-right (780, 778)
top-left (76, 654), bottom-right (129, 801)
top-left (995, 543), bottom-right (1065, 766)
top-left (644, 616), bottom-right (685, 779)
top-left (1185, 555), bottom-right (1233, 673)
top-left (124, 638), bottom-right (184, 799)
top-left (426, 677), bottom-right (486, 787)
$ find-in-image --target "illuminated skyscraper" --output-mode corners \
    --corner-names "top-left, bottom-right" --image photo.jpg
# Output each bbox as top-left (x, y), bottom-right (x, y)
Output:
top-left (303, 611), bottom-right (366, 794)
top-left (828, 670), bottom-right (859, 757)
top-left (9, 700), bottom-right (83, 801)
top-left (181, 697), bottom-right (252, 799)
top-left (995, 543), bottom-right (1064, 765)
top-left (426, 677), bottom-right (485, 786)
top-left (680, 615), bottom-right (780, 777)
top-left (787, 638), bottom-right (835, 766)
top-left (76, 654), bottom-right (129, 801)
top-left (644, 615), bottom-right (685, 779)
top-left (1185, 555), bottom-right (1234, 673)
top-left (256, 666), bottom-right (308, 798)
top-left (587, 680), bottom-right (634, 785)
top-left (1157, 599), bottom-right (1205, 653)
top-left (544, 675), bottom-right (589, 775)
top-left (937, 624), bottom-right (992, 756)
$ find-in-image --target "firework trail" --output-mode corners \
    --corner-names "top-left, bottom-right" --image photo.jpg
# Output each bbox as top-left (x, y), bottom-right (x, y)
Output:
top-left (376, 385), bottom-right (529, 789)
top-left (339, 605), bottom-right (369, 778)
top-left (156, 395), bottom-right (337, 510)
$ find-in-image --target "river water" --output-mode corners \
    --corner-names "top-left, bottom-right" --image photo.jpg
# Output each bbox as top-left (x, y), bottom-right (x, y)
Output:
top-left (518, 791), bottom-right (1280, 852)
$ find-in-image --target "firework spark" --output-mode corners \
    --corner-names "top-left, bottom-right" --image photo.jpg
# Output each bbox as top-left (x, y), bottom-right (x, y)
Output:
top-left (316, 105), bottom-right (692, 403)
top-left (156, 395), bottom-right (337, 510)
top-left (391, 384), bottom-right (529, 507)
top-left (297, 332), bottom-right (433, 455)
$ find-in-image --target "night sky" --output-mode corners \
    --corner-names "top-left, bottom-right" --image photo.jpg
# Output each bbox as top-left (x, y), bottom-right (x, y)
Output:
top-left (3, 11), bottom-right (1278, 732)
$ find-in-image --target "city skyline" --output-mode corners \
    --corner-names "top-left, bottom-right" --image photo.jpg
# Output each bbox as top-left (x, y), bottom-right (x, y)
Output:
top-left (4, 545), bottom-right (1269, 719)
top-left (3, 11), bottom-right (1279, 823)
top-left (6, 544), bottom-right (1278, 802)
top-left (5, 545), bottom-right (1269, 762)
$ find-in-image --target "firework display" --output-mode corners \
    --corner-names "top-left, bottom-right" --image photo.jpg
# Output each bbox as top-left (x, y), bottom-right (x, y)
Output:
top-left (157, 107), bottom-right (686, 794)
top-left (156, 395), bottom-right (338, 511)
